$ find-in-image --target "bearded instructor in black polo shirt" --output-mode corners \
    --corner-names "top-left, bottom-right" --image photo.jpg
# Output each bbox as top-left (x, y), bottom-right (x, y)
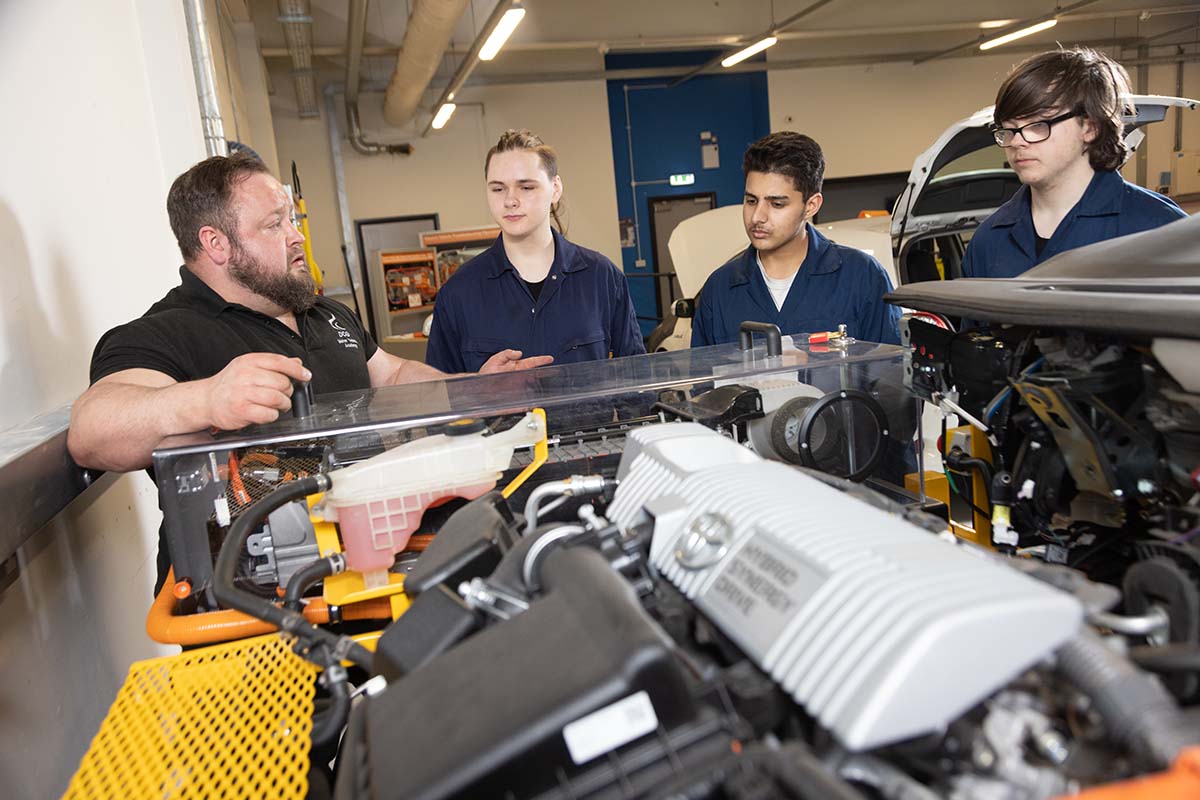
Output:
top-left (68, 153), bottom-right (550, 475)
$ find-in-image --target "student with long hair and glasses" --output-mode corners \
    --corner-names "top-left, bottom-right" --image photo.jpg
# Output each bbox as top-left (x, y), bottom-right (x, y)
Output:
top-left (426, 129), bottom-right (644, 372)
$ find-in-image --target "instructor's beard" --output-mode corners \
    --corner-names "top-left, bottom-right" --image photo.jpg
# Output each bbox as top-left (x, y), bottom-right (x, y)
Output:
top-left (228, 240), bottom-right (316, 313)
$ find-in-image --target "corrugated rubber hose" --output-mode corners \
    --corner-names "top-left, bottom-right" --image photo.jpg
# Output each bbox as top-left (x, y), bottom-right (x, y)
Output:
top-left (1057, 630), bottom-right (1196, 769)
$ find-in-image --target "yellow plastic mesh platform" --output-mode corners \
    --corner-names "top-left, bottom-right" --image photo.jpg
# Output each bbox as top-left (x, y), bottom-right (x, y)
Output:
top-left (65, 634), bottom-right (318, 799)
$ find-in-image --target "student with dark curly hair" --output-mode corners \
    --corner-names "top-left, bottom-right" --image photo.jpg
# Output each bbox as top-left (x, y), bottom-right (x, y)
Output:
top-left (963, 47), bottom-right (1185, 279)
top-left (426, 129), bottom-right (644, 372)
top-left (691, 131), bottom-right (901, 347)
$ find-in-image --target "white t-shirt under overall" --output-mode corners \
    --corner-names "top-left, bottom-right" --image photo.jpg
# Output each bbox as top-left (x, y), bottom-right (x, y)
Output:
top-left (756, 253), bottom-right (798, 312)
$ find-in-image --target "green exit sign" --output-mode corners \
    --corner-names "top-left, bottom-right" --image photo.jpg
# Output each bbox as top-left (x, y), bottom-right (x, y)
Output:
top-left (669, 173), bottom-right (695, 186)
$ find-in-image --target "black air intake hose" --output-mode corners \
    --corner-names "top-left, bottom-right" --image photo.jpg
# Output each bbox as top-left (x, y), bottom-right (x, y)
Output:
top-left (1057, 630), bottom-right (1195, 769)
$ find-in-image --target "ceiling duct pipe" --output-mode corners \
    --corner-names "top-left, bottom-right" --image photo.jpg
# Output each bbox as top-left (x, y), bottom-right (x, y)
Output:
top-left (422, 0), bottom-right (517, 135)
top-left (278, 0), bottom-right (320, 117)
top-left (382, 0), bottom-right (471, 128)
top-left (183, 0), bottom-right (227, 156)
top-left (345, 0), bottom-right (413, 155)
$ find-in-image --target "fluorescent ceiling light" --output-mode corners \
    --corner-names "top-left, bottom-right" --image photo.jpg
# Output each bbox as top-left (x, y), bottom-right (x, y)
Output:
top-left (979, 19), bottom-right (1016, 29)
top-left (479, 7), bottom-right (526, 61)
top-left (431, 103), bottom-right (457, 130)
top-left (979, 18), bottom-right (1057, 50)
top-left (721, 36), bottom-right (778, 68)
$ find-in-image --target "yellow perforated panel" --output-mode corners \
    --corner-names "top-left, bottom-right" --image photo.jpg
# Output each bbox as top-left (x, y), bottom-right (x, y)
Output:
top-left (65, 634), bottom-right (318, 799)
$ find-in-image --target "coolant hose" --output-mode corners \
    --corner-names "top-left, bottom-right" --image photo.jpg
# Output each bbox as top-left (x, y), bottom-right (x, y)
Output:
top-left (311, 668), bottom-right (351, 748)
top-left (284, 554), bottom-right (344, 612)
top-left (213, 474), bottom-right (374, 669)
top-left (1057, 630), bottom-right (1195, 769)
top-left (146, 567), bottom-right (392, 646)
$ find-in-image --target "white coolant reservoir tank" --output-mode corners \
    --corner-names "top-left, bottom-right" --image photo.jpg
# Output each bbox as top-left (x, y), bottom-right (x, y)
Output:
top-left (322, 412), bottom-right (544, 588)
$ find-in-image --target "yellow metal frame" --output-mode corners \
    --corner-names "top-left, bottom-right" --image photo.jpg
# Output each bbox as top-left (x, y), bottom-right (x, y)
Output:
top-left (906, 423), bottom-right (994, 548)
top-left (502, 408), bottom-right (548, 499)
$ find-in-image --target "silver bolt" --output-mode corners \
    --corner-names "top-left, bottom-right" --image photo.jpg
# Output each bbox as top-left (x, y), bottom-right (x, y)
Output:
top-left (1137, 479), bottom-right (1157, 495)
top-left (459, 578), bottom-right (494, 608)
top-left (972, 743), bottom-right (995, 770)
top-left (692, 512), bottom-right (729, 544)
top-left (1035, 731), bottom-right (1070, 766)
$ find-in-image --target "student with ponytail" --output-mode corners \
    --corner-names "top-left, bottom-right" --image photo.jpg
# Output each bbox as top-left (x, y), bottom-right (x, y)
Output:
top-left (425, 129), bottom-right (644, 373)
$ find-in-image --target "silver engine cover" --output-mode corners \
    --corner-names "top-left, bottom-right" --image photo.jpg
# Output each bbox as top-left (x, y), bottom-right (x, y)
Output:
top-left (609, 424), bottom-right (1082, 752)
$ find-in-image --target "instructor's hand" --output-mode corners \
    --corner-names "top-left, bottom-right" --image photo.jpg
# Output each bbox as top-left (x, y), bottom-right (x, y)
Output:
top-left (205, 353), bottom-right (311, 429)
top-left (479, 349), bottom-right (553, 374)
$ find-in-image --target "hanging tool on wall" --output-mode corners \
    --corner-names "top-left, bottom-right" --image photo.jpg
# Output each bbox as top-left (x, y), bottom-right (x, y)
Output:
top-left (291, 161), bottom-right (324, 295)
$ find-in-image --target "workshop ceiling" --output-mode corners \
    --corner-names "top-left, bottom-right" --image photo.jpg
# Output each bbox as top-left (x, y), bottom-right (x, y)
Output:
top-left (241, 0), bottom-right (1200, 111)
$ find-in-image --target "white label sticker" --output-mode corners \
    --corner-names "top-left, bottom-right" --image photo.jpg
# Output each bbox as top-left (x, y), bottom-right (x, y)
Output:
top-left (213, 495), bottom-right (231, 527)
top-left (562, 691), bottom-right (659, 765)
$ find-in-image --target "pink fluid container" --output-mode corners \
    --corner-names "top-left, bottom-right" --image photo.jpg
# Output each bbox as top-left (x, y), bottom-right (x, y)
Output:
top-left (334, 481), bottom-right (494, 576)
top-left (322, 412), bottom-right (544, 588)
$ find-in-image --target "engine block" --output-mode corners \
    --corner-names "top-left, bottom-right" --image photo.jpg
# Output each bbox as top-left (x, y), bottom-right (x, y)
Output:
top-left (611, 424), bottom-right (1083, 751)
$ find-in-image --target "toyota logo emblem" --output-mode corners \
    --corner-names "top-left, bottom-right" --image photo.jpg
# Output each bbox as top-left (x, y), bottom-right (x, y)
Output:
top-left (675, 512), bottom-right (732, 570)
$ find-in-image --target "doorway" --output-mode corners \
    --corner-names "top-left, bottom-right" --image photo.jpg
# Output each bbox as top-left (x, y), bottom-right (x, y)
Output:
top-left (354, 214), bottom-right (439, 342)
top-left (647, 192), bottom-right (717, 320)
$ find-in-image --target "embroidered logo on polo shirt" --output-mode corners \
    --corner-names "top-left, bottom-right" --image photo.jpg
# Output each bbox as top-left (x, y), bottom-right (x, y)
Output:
top-left (327, 313), bottom-right (359, 350)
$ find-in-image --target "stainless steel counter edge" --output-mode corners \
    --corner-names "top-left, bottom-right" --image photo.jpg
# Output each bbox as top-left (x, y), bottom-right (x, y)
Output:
top-left (0, 405), bottom-right (103, 566)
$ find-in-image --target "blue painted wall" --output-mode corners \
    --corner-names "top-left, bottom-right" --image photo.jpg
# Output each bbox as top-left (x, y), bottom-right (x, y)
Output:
top-left (606, 51), bottom-right (770, 335)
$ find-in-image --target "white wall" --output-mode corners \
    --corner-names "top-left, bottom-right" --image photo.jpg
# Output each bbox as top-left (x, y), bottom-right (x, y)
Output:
top-left (271, 78), bottom-right (623, 296)
top-left (0, 0), bottom-right (208, 795)
top-left (767, 50), bottom-right (1199, 189)
top-left (768, 53), bottom-right (1029, 179)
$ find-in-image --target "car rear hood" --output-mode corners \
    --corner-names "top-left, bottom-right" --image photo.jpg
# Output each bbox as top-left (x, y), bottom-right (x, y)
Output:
top-left (890, 94), bottom-right (1198, 240)
top-left (884, 213), bottom-right (1200, 340)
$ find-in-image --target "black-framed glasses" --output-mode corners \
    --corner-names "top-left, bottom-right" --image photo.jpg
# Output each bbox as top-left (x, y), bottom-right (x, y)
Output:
top-left (990, 111), bottom-right (1079, 147)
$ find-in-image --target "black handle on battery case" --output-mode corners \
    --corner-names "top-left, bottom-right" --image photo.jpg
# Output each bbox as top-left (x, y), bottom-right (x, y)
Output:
top-left (738, 321), bottom-right (783, 358)
top-left (291, 379), bottom-right (314, 418)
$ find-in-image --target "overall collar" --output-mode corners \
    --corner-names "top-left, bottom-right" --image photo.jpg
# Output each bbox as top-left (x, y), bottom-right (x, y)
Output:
top-left (484, 228), bottom-right (583, 279)
top-left (992, 170), bottom-right (1124, 260)
top-left (728, 223), bottom-right (840, 286)
top-left (990, 169), bottom-right (1124, 229)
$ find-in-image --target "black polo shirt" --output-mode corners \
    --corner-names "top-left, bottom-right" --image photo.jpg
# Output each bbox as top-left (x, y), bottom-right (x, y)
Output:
top-left (90, 266), bottom-right (376, 393)
top-left (90, 266), bottom-right (378, 594)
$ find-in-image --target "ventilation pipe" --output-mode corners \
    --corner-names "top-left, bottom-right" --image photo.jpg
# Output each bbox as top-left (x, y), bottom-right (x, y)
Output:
top-left (183, 0), bottom-right (227, 156)
top-left (278, 0), bottom-right (320, 118)
top-left (422, 0), bottom-right (518, 135)
top-left (346, 0), bottom-right (413, 155)
top-left (382, 0), bottom-right (471, 128)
